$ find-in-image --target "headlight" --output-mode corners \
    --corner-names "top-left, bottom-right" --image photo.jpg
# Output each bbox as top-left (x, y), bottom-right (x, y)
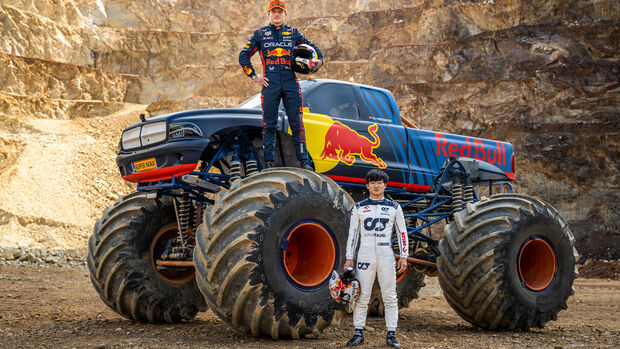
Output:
top-left (140, 121), bottom-right (167, 145)
top-left (168, 123), bottom-right (203, 139)
top-left (121, 121), bottom-right (167, 150)
top-left (121, 126), bottom-right (141, 149)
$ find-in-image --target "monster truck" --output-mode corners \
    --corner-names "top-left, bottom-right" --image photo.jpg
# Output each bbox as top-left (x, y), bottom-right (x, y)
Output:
top-left (88, 78), bottom-right (577, 338)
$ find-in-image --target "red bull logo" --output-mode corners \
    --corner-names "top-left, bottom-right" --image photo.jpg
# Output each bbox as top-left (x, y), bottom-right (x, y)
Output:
top-left (434, 133), bottom-right (507, 165)
top-left (244, 67), bottom-right (253, 75)
top-left (267, 48), bottom-right (290, 57)
top-left (320, 122), bottom-right (386, 168)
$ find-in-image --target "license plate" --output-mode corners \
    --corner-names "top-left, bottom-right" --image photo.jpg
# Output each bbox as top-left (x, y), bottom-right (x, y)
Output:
top-left (132, 158), bottom-right (157, 172)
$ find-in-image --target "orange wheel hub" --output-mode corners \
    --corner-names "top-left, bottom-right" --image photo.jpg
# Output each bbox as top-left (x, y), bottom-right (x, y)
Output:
top-left (518, 238), bottom-right (556, 291)
top-left (282, 221), bottom-right (337, 289)
top-left (150, 224), bottom-right (195, 285)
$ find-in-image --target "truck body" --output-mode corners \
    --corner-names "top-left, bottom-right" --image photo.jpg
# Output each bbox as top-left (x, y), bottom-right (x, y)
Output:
top-left (116, 78), bottom-right (515, 191)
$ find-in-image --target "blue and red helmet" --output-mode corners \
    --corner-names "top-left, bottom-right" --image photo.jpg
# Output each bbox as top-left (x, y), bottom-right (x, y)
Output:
top-left (329, 269), bottom-right (360, 307)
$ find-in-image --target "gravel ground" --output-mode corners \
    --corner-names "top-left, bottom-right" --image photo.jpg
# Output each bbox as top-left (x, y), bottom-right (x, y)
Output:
top-left (0, 264), bottom-right (618, 349)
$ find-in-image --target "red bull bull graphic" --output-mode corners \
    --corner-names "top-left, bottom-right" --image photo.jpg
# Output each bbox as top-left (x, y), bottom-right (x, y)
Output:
top-left (267, 48), bottom-right (290, 57)
top-left (244, 67), bottom-right (253, 75)
top-left (320, 122), bottom-right (386, 168)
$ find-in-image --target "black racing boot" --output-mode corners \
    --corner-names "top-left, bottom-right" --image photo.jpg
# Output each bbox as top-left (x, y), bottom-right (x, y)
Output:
top-left (264, 161), bottom-right (273, 169)
top-left (346, 329), bottom-right (364, 347)
top-left (300, 160), bottom-right (313, 171)
top-left (386, 330), bottom-right (401, 348)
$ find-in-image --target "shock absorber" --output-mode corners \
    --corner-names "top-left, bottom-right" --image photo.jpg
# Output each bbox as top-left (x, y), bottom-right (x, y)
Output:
top-left (452, 183), bottom-right (463, 212)
top-left (169, 194), bottom-right (195, 260)
top-left (245, 160), bottom-right (259, 176)
top-left (463, 184), bottom-right (475, 204)
top-left (229, 155), bottom-right (242, 182)
top-left (177, 196), bottom-right (191, 245)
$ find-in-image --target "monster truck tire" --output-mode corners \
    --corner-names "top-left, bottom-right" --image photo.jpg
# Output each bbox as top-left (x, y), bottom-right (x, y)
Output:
top-left (88, 191), bottom-right (206, 323)
top-left (193, 168), bottom-right (354, 339)
top-left (437, 194), bottom-right (578, 330)
top-left (368, 267), bottom-right (425, 316)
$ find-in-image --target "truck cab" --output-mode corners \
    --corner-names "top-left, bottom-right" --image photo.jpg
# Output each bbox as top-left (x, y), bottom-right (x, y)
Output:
top-left (292, 79), bottom-right (515, 191)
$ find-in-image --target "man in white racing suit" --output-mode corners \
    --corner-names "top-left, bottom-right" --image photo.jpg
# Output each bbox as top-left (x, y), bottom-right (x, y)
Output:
top-left (343, 169), bottom-right (408, 348)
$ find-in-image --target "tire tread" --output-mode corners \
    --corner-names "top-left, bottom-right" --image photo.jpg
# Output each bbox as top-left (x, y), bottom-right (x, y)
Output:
top-left (194, 168), bottom-right (352, 338)
top-left (438, 193), bottom-right (577, 330)
top-left (88, 192), bottom-right (206, 324)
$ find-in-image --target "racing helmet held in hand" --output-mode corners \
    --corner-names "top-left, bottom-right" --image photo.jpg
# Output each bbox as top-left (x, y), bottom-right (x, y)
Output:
top-left (291, 44), bottom-right (320, 74)
top-left (329, 268), bottom-right (360, 305)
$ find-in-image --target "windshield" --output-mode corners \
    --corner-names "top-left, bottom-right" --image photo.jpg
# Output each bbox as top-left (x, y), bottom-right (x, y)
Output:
top-left (236, 79), bottom-right (317, 109)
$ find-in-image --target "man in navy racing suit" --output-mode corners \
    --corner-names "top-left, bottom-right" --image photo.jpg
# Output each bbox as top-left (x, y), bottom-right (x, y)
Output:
top-left (238, 0), bottom-right (323, 170)
top-left (344, 169), bottom-right (408, 348)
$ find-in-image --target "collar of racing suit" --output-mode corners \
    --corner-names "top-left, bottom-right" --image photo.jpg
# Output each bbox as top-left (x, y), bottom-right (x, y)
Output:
top-left (269, 23), bottom-right (285, 31)
top-left (368, 197), bottom-right (385, 203)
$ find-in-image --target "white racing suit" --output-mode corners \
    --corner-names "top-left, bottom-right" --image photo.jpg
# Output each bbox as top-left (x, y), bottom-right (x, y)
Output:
top-left (345, 197), bottom-right (408, 329)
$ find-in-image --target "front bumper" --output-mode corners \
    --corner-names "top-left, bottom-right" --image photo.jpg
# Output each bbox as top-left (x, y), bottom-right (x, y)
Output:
top-left (117, 138), bottom-right (209, 183)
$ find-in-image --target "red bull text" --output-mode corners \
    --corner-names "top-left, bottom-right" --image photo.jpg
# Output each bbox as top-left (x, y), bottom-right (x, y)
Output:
top-left (434, 133), bottom-right (507, 165)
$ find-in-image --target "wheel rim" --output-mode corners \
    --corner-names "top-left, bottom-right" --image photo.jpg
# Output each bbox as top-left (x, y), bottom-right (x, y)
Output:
top-left (281, 220), bottom-right (337, 290)
top-left (150, 224), bottom-right (195, 285)
top-left (518, 237), bottom-right (556, 291)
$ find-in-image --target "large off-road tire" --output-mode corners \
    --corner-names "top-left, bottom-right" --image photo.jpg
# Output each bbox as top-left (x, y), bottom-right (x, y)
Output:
top-left (88, 191), bottom-right (206, 323)
top-left (193, 168), bottom-right (354, 339)
top-left (438, 194), bottom-right (578, 330)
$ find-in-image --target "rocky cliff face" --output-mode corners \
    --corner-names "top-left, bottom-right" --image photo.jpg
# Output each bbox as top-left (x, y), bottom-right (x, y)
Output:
top-left (0, 0), bottom-right (617, 258)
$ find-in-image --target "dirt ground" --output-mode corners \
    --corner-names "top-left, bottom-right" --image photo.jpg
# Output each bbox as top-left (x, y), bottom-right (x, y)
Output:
top-left (0, 106), bottom-right (138, 250)
top-left (0, 266), bottom-right (618, 349)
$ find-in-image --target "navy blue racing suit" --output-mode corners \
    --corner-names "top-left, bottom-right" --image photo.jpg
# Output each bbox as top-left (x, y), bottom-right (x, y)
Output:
top-left (239, 23), bottom-right (323, 162)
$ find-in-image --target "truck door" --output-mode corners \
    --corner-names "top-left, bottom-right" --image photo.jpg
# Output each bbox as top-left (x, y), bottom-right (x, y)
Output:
top-left (301, 83), bottom-right (377, 177)
top-left (352, 86), bottom-right (411, 189)
top-left (300, 82), bottom-right (410, 188)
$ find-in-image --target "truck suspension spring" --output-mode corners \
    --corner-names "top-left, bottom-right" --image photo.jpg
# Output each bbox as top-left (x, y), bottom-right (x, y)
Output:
top-left (229, 160), bottom-right (242, 182)
top-left (177, 197), bottom-right (192, 245)
top-left (452, 184), bottom-right (463, 212)
top-left (245, 160), bottom-right (258, 176)
top-left (463, 184), bottom-right (474, 204)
